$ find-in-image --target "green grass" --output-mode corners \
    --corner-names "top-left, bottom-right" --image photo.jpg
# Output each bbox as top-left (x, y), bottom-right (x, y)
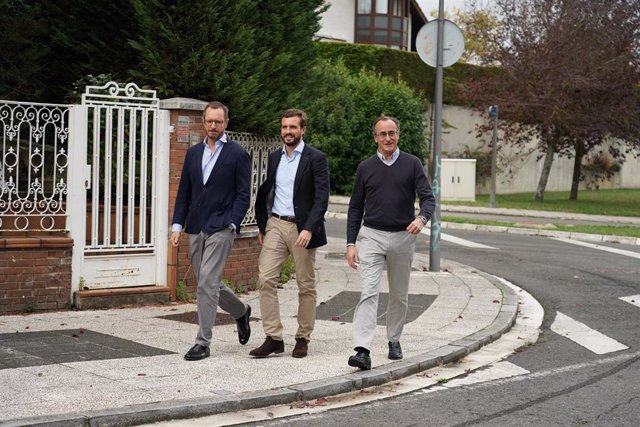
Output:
top-left (445, 189), bottom-right (640, 217)
top-left (442, 216), bottom-right (640, 238)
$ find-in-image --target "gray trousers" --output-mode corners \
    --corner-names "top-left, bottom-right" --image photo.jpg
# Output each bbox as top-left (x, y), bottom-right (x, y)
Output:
top-left (189, 230), bottom-right (247, 347)
top-left (352, 226), bottom-right (417, 351)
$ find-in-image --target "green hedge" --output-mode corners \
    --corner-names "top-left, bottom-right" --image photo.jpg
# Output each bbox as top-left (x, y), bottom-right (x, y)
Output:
top-left (315, 42), bottom-right (500, 105)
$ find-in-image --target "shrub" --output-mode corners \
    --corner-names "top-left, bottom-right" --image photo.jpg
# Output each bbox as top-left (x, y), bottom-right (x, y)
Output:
top-left (303, 61), bottom-right (429, 195)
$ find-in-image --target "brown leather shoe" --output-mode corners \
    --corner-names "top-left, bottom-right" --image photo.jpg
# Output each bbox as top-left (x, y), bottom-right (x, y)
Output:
top-left (249, 336), bottom-right (284, 358)
top-left (292, 338), bottom-right (308, 358)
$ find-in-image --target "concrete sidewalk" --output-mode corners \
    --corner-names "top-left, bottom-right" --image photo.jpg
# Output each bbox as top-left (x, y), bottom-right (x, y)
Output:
top-left (0, 235), bottom-right (517, 427)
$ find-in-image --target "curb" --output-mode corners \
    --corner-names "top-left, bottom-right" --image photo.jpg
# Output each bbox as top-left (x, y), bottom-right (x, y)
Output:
top-left (7, 276), bottom-right (518, 427)
top-left (440, 221), bottom-right (640, 246)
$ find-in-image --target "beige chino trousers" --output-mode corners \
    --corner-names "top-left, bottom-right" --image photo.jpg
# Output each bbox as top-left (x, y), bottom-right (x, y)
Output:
top-left (258, 216), bottom-right (317, 341)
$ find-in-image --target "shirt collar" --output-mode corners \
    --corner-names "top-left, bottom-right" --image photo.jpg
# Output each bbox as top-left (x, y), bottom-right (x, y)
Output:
top-left (281, 140), bottom-right (305, 156)
top-left (377, 147), bottom-right (400, 162)
top-left (202, 133), bottom-right (228, 146)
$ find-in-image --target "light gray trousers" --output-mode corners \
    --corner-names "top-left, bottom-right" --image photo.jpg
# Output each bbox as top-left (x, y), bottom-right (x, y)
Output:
top-left (189, 230), bottom-right (247, 347)
top-left (352, 226), bottom-right (417, 351)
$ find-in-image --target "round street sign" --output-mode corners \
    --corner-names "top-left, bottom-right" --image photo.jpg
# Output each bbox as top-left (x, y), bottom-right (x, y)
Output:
top-left (415, 19), bottom-right (465, 68)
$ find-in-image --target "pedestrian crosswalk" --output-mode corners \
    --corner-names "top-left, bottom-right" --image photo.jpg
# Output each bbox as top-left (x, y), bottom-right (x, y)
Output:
top-left (551, 237), bottom-right (640, 259)
top-left (550, 311), bottom-right (629, 355)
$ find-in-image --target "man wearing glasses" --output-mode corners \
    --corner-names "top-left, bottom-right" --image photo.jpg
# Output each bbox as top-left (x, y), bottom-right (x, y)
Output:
top-left (346, 115), bottom-right (435, 370)
top-left (171, 101), bottom-right (252, 361)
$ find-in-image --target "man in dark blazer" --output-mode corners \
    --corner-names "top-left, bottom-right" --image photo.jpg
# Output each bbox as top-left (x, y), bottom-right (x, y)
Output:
top-left (250, 108), bottom-right (330, 359)
top-left (171, 101), bottom-right (252, 361)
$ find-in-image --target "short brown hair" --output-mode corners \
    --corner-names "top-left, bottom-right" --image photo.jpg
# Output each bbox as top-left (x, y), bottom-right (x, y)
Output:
top-left (281, 108), bottom-right (307, 128)
top-left (203, 101), bottom-right (229, 119)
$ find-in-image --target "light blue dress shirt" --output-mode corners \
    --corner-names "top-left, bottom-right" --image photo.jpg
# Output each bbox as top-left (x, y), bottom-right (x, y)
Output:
top-left (172, 136), bottom-right (227, 233)
top-left (272, 141), bottom-right (305, 217)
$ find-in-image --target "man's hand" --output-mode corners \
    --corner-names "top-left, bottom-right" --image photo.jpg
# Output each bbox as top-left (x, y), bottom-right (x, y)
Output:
top-left (170, 231), bottom-right (181, 247)
top-left (406, 218), bottom-right (426, 235)
top-left (346, 245), bottom-right (359, 269)
top-left (258, 232), bottom-right (265, 245)
top-left (295, 230), bottom-right (312, 248)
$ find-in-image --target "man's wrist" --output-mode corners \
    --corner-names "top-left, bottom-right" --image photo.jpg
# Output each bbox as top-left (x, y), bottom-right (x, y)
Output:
top-left (346, 243), bottom-right (356, 247)
top-left (418, 215), bottom-right (428, 225)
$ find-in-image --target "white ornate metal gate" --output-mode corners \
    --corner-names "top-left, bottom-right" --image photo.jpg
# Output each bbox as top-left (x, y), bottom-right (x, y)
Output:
top-left (0, 101), bottom-right (71, 233)
top-left (68, 82), bottom-right (169, 291)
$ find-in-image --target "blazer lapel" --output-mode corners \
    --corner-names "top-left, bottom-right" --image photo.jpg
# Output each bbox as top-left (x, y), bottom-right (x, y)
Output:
top-left (205, 142), bottom-right (230, 186)
top-left (195, 143), bottom-right (206, 185)
top-left (293, 147), bottom-right (311, 196)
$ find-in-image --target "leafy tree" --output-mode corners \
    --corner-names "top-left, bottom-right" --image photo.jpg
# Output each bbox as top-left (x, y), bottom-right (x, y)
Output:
top-left (0, 0), bottom-right (138, 102)
top-left (461, 0), bottom-right (640, 201)
top-left (130, 0), bottom-right (326, 135)
top-left (302, 61), bottom-right (428, 195)
top-left (0, 1), bottom-right (47, 100)
top-left (431, 5), bottom-right (501, 65)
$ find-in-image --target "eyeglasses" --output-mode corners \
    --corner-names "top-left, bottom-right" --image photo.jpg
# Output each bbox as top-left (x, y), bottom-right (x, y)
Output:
top-left (204, 119), bottom-right (225, 126)
top-left (375, 130), bottom-right (398, 138)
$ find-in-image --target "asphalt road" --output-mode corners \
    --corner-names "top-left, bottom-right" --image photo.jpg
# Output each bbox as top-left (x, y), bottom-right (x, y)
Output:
top-left (237, 218), bottom-right (640, 426)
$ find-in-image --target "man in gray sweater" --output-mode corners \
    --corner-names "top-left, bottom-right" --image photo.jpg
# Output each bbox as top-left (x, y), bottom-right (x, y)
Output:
top-left (346, 114), bottom-right (435, 370)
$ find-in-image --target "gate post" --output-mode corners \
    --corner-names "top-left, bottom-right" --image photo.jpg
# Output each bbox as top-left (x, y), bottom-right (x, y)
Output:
top-left (67, 105), bottom-right (88, 301)
top-left (155, 109), bottom-right (171, 287)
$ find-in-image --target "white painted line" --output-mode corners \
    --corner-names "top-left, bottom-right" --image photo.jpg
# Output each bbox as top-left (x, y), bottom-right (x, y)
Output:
top-left (552, 237), bottom-right (640, 259)
top-left (429, 361), bottom-right (530, 390)
top-left (619, 295), bottom-right (640, 309)
top-left (550, 311), bottom-right (628, 355)
top-left (422, 228), bottom-right (497, 249)
top-left (457, 351), bottom-right (640, 391)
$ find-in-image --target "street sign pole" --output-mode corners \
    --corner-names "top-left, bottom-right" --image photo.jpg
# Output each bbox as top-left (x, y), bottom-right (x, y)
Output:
top-left (429, 0), bottom-right (445, 272)
top-left (489, 105), bottom-right (498, 208)
top-left (415, 1), bottom-right (464, 273)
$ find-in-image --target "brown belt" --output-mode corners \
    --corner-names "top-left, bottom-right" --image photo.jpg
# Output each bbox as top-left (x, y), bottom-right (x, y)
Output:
top-left (272, 213), bottom-right (296, 223)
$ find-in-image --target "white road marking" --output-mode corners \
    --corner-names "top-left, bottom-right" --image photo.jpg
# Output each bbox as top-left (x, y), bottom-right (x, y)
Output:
top-left (552, 237), bottom-right (640, 259)
top-left (619, 295), bottom-right (640, 308)
top-left (422, 228), bottom-right (497, 249)
top-left (550, 311), bottom-right (628, 355)
top-left (419, 361), bottom-right (530, 393)
top-left (452, 351), bottom-right (640, 392)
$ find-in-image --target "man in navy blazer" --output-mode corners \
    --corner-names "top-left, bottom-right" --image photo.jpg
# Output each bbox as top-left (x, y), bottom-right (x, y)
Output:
top-left (250, 108), bottom-right (330, 359)
top-left (171, 101), bottom-right (252, 361)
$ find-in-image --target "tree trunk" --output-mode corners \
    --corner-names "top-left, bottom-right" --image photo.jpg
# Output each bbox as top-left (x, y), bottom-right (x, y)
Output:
top-left (569, 144), bottom-right (585, 200)
top-left (534, 140), bottom-right (555, 202)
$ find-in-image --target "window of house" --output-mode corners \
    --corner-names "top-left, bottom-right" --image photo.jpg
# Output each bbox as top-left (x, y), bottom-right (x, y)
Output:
top-left (358, 0), bottom-right (372, 14)
top-left (392, 0), bottom-right (402, 16)
top-left (355, 0), bottom-right (409, 50)
top-left (376, 0), bottom-right (388, 14)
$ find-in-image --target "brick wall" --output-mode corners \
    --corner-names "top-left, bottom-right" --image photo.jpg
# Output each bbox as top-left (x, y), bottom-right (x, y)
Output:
top-left (163, 99), bottom-right (261, 296)
top-left (0, 238), bottom-right (72, 314)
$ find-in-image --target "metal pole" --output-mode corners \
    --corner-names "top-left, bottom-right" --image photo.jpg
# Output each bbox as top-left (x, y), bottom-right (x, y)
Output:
top-left (489, 105), bottom-right (498, 208)
top-left (429, 0), bottom-right (445, 272)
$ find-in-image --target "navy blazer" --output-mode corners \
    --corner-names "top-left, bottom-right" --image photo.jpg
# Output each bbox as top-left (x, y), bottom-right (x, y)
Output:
top-left (172, 138), bottom-right (251, 235)
top-left (255, 144), bottom-right (330, 249)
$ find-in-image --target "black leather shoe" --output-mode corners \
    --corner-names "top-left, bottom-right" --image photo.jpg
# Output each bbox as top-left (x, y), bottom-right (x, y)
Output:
top-left (348, 351), bottom-right (371, 370)
top-left (236, 305), bottom-right (251, 345)
top-left (184, 344), bottom-right (210, 361)
top-left (388, 341), bottom-right (403, 360)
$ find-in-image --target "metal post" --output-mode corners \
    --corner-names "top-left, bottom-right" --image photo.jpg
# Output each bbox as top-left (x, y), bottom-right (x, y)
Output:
top-left (489, 105), bottom-right (498, 208)
top-left (429, 0), bottom-right (445, 272)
